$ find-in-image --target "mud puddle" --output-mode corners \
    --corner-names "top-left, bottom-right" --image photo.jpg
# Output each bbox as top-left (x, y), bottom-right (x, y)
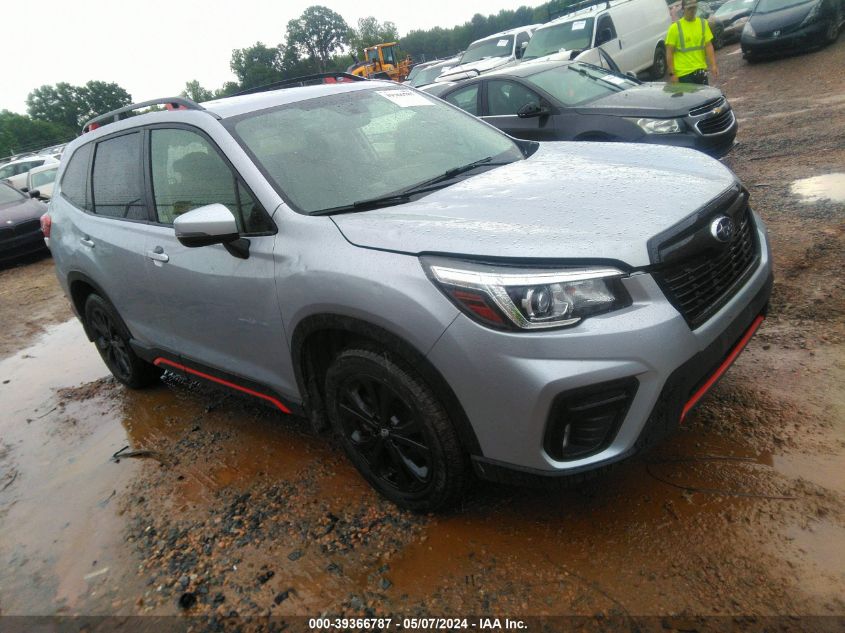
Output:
top-left (790, 173), bottom-right (845, 203)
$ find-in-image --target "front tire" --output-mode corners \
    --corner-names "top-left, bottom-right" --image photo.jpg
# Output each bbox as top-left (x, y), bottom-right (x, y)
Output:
top-left (650, 44), bottom-right (667, 80)
top-left (84, 294), bottom-right (162, 389)
top-left (824, 12), bottom-right (842, 44)
top-left (324, 347), bottom-right (469, 511)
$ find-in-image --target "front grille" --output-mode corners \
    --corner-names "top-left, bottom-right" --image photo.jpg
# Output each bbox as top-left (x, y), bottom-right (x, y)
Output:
top-left (655, 204), bottom-right (758, 328)
top-left (697, 109), bottom-right (735, 135)
top-left (689, 96), bottom-right (725, 117)
top-left (14, 219), bottom-right (41, 235)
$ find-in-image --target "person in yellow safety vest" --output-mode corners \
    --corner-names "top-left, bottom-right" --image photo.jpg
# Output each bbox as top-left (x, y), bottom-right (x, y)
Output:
top-left (665, 0), bottom-right (719, 85)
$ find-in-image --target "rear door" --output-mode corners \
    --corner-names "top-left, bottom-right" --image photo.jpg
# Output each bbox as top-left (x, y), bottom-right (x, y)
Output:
top-left (141, 125), bottom-right (289, 394)
top-left (60, 131), bottom-right (162, 344)
top-left (480, 79), bottom-right (559, 141)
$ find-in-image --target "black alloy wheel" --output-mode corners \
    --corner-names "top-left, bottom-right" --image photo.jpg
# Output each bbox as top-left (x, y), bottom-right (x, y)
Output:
top-left (337, 374), bottom-right (432, 492)
top-left (325, 347), bottom-right (469, 511)
top-left (84, 294), bottom-right (162, 388)
top-left (651, 44), bottom-right (667, 79)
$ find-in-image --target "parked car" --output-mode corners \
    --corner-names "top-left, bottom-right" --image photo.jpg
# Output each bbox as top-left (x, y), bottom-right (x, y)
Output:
top-left (741, 0), bottom-right (844, 58)
top-left (24, 163), bottom-right (60, 200)
top-left (46, 81), bottom-right (771, 510)
top-left (425, 58), bottom-right (737, 156)
top-left (0, 156), bottom-right (60, 190)
top-left (407, 56), bottom-right (462, 88)
top-left (436, 25), bottom-right (542, 82)
top-left (0, 181), bottom-right (48, 263)
top-left (709, 0), bottom-right (756, 46)
top-left (521, 0), bottom-right (672, 78)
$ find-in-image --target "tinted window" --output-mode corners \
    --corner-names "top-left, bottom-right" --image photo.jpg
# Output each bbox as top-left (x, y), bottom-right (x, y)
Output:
top-left (61, 143), bottom-right (93, 210)
top-left (444, 84), bottom-right (480, 115)
top-left (92, 133), bottom-right (146, 220)
top-left (150, 128), bottom-right (272, 233)
top-left (487, 80), bottom-right (542, 116)
top-left (596, 16), bottom-right (617, 44)
top-left (516, 30), bottom-right (532, 57)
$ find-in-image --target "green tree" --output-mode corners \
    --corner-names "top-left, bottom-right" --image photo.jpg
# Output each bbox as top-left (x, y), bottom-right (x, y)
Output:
top-left (213, 82), bottom-right (241, 99)
top-left (0, 110), bottom-right (73, 159)
top-left (230, 42), bottom-right (283, 90)
top-left (348, 17), bottom-right (400, 55)
top-left (182, 80), bottom-right (214, 103)
top-left (26, 81), bottom-right (131, 130)
top-left (286, 5), bottom-right (349, 72)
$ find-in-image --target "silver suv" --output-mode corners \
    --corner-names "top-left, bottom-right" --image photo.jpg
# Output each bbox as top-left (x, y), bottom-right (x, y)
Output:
top-left (45, 75), bottom-right (773, 511)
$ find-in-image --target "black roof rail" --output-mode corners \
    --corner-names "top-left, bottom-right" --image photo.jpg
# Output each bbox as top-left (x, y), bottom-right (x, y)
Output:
top-left (81, 97), bottom-right (216, 133)
top-left (232, 72), bottom-right (367, 97)
top-left (549, 0), bottom-right (613, 21)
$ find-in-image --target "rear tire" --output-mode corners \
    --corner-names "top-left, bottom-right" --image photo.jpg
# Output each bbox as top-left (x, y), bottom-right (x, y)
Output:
top-left (324, 347), bottom-right (469, 512)
top-left (712, 25), bottom-right (726, 49)
top-left (824, 12), bottom-right (842, 44)
top-left (84, 294), bottom-right (163, 389)
top-left (650, 44), bottom-right (667, 80)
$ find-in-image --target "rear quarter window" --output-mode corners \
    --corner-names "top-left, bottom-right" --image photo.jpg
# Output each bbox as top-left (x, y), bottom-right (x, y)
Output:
top-left (60, 143), bottom-right (94, 210)
top-left (91, 133), bottom-right (147, 221)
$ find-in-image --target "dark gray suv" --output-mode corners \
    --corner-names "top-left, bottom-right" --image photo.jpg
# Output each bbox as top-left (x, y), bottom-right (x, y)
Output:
top-left (44, 76), bottom-right (772, 510)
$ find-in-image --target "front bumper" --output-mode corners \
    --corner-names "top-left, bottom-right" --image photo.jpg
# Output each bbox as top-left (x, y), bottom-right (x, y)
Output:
top-left (741, 20), bottom-right (829, 55)
top-left (426, 213), bottom-right (772, 482)
top-left (645, 127), bottom-right (737, 158)
top-left (0, 228), bottom-right (48, 264)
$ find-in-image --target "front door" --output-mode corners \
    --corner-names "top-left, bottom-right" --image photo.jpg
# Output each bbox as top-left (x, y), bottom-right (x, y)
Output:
top-left (141, 126), bottom-right (293, 396)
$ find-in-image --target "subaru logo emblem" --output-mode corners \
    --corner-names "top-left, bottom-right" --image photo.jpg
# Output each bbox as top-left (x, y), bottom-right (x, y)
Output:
top-left (710, 216), bottom-right (734, 243)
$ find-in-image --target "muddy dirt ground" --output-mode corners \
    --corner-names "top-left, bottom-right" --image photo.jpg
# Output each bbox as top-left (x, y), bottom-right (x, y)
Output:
top-left (1, 40), bottom-right (844, 631)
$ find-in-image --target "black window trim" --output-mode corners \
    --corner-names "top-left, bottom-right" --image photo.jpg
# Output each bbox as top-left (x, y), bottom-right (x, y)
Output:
top-left (143, 122), bottom-right (277, 237)
top-left (481, 77), bottom-right (558, 118)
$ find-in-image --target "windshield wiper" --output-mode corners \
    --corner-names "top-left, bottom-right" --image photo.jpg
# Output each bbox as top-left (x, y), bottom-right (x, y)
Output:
top-left (311, 156), bottom-right (511, 215)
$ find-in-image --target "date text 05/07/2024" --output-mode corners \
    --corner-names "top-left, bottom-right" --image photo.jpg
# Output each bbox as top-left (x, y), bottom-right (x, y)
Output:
top-left (308, 617), bottom-right (528, 630)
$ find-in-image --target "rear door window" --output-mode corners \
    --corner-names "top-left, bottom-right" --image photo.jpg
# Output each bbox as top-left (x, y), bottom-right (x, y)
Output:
top-left (91, 133), bottom-right (147, 220)
top-left (486, 80), bottom-right (543, 116)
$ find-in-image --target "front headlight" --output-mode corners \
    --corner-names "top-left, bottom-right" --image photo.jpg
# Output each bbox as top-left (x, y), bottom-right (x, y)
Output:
top-left (743, 21), bottom-right (756, 36)
top-left (424, 259), bottom-right (631, 330)
top-left (629, 118), bottom-right (683, 134)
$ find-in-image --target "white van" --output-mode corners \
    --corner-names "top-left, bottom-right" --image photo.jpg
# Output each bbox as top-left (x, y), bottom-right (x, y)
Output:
top-left (521, 0), bottom-right (671, 78)
top-left (436, 25), bottom-right (543, 82)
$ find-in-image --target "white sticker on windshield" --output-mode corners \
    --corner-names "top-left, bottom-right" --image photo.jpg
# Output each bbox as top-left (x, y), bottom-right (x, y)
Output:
top-left (376, 90), bottom-right (433, 107)
top-left (571, 20), bottom-right (587, 30)
top-left (603, 74), bottom-right (628, 85)
top-left (497, 39), bottom-right (509, 47)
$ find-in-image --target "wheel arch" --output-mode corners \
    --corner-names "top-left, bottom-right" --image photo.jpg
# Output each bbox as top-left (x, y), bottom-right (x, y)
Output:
top-left (291, 313), bottom-right (482, 457)
top-left (67, 271), bottom-right (112, 341)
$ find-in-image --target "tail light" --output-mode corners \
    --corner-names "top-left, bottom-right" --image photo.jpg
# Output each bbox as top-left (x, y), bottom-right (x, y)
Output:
top-left (40, 213), bottom-right (51, 238)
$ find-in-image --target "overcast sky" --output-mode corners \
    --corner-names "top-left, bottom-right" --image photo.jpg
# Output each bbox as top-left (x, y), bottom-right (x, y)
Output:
top-left (2, 0), bottom-right (546, 115)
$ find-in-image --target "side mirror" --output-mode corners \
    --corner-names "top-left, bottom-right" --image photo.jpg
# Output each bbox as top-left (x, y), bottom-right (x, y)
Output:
top-left (516, 41), bottom-right (528, 59)
top-left (626, 71), bottom-right (638, 79)
top-left (596, 28), bottom-right (614, 46)
top-left (517, 102), bottom-right (549, 118)
top-left (174, 203), bottom-right (239, 248)
top-left (28, 189), bottom-right (40, 198)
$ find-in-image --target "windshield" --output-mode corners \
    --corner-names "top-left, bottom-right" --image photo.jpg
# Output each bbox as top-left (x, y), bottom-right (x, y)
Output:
top-left (523, 19), bottom-right (595, 59)
top-left (528, 62), bottom-right (638, 106)
top-left (0, 183), bottom-right (25, 204)
top-left (753, 0), bottom-right (812, 12)
top-left (410, 64), bottom-right (451, 86)
top-left (31, 168), bottom-right (58, 188)
top-left (229, 88), bottom-right (522, 214)
top-left (715, 0), bottom-right (754, 15)
top-left (461, 35), bottom-right (514, 64)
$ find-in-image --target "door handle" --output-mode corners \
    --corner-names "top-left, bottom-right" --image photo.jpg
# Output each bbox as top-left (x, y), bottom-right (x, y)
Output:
top-left (146, 247), bottom-right (169, 263)
top-left (80, 237), bottom-right (95, 248)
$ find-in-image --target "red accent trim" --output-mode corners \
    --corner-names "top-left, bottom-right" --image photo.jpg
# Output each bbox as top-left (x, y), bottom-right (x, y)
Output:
top-left (153, 357), bottom-right (291, 414)
top-left (681, 314), bottom-right (765, 422)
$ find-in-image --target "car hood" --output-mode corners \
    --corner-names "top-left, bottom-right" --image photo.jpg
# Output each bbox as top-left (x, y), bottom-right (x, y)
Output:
top-left (0, 196), bottom-right (46, 224)
top-left (749, 1), bottom-right (815, 29)
top-left (438, 55), bottom-right (512, 80)
top-left (577, 82), bottom-right (725, 117)
top-left (331, 142), bottom-right (737, 267)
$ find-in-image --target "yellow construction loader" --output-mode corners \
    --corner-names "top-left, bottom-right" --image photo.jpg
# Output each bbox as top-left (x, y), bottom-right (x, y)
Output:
top-left (348, 43), bottom-right (412, 82)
